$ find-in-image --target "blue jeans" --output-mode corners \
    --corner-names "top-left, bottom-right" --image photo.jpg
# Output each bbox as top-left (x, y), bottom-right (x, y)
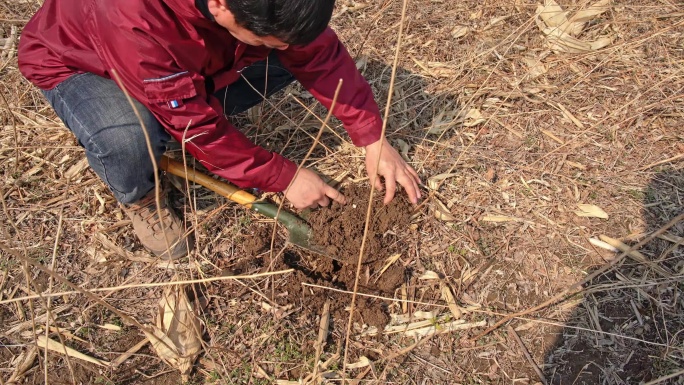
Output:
top-left (42, 54), bottom-right (294, 204)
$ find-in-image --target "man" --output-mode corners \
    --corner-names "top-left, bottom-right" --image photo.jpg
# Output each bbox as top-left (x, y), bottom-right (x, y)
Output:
top-left (18, 0), bottom-right (422, 259)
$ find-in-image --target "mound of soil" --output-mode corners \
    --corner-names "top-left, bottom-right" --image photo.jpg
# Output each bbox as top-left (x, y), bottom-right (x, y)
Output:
top-left (308, 183), bottom-right (413, 264)
top-left (272, 184), bottom-right (414, 332)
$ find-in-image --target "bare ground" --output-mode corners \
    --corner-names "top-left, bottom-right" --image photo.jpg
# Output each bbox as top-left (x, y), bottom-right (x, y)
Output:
top-left (1, 0), bottom-right (683, 384)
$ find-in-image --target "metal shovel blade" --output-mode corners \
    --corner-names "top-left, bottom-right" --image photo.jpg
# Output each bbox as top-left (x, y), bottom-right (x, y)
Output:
top-left (249, 201), bottom-right (341, 262)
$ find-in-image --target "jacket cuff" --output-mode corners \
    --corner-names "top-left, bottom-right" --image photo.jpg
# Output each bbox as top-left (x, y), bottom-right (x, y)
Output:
top-left (261, 156), bottom-right (298, 192)
top-left (346, 116), bottom-right (383, 147)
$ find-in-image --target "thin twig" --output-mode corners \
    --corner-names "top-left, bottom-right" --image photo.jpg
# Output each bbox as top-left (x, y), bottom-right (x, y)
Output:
top-left (311, 300), bottom-right (331, 382)
top-left (643, 368), bottom-right (684, 385)
top-left (270, 78), bottom-right (343, 262)
top-left (0, 268), bottom-right (294, 305)
top-left (180, 121), bottom-right (198, 261)
top-left (639, 153), bottom-right (684, 171)
top-left (343, 0), bottom-right (410, 375)
top-left (507, 326), bottom-right (548, 385)
top-left (44, 181), bottom-right (77, 385)
top-left (0, 85), bottom-right (19, 173)
top-left (110, 69), bottom-right (174, 258)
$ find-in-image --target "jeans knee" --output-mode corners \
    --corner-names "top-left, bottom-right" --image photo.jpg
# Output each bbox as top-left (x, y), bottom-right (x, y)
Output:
top-left (86, 120), bottom-right (167, 203)
top-left (42, 73), bottom-right (171, 204)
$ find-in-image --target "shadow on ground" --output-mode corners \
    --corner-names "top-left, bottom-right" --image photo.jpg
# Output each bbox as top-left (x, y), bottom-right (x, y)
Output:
top-left (544, 168), bottom-right (684, 384)
top-left (229, 58), bottom-right (463, 170)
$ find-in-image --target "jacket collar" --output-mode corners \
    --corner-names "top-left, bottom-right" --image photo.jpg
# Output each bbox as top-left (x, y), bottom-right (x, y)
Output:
top-left (194, 0), bottom-right (215, 21)
top-left (165, 0), bottom-right (215, 26)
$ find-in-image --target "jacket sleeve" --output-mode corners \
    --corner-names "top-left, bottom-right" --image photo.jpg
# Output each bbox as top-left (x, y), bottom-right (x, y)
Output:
top-left (94, 17), bottom-right (297, 192)
top-left (276, 28), bottom-right (384, 147)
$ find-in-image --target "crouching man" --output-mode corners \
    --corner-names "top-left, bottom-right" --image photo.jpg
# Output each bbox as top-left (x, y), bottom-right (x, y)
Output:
top-left (18, 0), bottom-right (421, 259)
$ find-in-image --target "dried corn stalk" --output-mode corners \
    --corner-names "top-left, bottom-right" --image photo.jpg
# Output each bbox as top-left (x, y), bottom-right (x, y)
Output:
top-left (143, 286), bottom-right (203, 381)
top-left (440, 282), bottom-right (463, 319)
top-left (432, 198), bottom-right (456, 221)
top-left (575, 203), bottom-right (609, 219)
top-left (416, 270), bottom-right (467, 319)
top-left (462, 108), bottom-right (486, 127)
top-left (535, 0), bottom-right (613, 54)
top-left (36, 336), bottom-right (109, 367)
top-left (7, 346), bottom-right (38, 384)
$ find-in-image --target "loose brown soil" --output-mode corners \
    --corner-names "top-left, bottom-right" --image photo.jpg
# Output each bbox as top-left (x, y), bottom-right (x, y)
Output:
top-left (272, 184), bottom-right (413, 332)
top-left (309, 183), bottom-right (413, 264)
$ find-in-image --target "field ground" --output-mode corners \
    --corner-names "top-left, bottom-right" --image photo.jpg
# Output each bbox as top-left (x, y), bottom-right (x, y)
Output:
top-left (1, 0), bottom-right (683, 384)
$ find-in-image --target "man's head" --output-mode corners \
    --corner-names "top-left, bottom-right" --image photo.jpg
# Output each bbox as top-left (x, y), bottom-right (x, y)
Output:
top-left (208, 0), bottom-right (335, 49)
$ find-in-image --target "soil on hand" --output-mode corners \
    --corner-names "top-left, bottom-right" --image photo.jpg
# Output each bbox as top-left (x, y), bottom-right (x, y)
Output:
top-left (272, 184), bottom-right (414, 332)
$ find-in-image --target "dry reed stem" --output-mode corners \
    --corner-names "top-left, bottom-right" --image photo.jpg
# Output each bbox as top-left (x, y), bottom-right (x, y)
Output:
top-left (643, 368), bottom-right (684, 385)
top-left (598, 234), bottom-right (672, 277)
top-left (270, 78), bottom-right (343, 261)
top-left (656, 234), bottom-right (684, 266)
top-left (36, 335), bottom-right (109, 367)
top-left (43, 184), bottom-right (76, 385)
top-left (0, 85), bottom-right (19, 173)
top-left (311, 300), bottom-right (331, 382)
top-left (639, 153), bottom-right (684, 171)
top-left (110, 339), bottom-right (148, 368)
top-left (302, 282), bottom-right (449, 308)
top-left (110, 69), bottom-right (174, 259)
top-left (343, 0), bottom-right (410, 376)
top-left (507, 325), bottom-right (548, 385)
top-left (0, 268), bottom-right (294, 305)
top-left (180, 121), bottom-right (201, 263)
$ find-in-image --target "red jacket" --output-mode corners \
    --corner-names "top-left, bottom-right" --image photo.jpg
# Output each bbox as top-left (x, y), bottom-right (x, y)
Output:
top-left (18, 0), bottom-right (383, 192)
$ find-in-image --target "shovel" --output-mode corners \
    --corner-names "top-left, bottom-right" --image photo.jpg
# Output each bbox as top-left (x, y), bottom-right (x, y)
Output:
top-left (159, 156), bottom-right (338, 261)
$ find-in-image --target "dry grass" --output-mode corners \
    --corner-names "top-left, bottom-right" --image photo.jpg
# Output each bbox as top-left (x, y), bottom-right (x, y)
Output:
top-left (1, 0), bottom-right (684, 384)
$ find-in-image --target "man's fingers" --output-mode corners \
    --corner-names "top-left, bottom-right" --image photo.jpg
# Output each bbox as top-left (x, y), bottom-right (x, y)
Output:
top-left (408, 166), bottom-right (422, 186)
top-left (397, 173), bottom-right (419, 204)
top-left (317, 195), bottom-right (331, 207)
top-left (372, 174), bottom-right (384, 192)
top-left (383, 176), bottom-right (397, 205)
top-left (325, 186), bottom-right (346, 205)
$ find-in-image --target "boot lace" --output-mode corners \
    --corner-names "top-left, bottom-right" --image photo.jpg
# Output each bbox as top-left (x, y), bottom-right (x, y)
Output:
top-left (131, 193), bottom-right (174, 231)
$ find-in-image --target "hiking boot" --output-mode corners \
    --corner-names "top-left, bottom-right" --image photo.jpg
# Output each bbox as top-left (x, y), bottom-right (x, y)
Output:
top-left (122, 190), bottom-right (191, 260)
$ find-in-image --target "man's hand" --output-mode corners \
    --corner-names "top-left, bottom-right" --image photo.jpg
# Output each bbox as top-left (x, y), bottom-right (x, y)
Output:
top-left (285, 168), bottom-right (346, 209)
top-left (365, 137), bottom-right (422, 204)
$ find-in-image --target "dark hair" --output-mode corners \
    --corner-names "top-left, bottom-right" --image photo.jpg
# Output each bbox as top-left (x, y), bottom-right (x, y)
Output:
top-left (225, 0), bottom-right (335, 45)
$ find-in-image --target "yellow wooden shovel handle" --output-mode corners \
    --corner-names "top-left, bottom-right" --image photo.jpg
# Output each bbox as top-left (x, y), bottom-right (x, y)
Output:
top-left (159, 156), bottom-right (256, 208)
